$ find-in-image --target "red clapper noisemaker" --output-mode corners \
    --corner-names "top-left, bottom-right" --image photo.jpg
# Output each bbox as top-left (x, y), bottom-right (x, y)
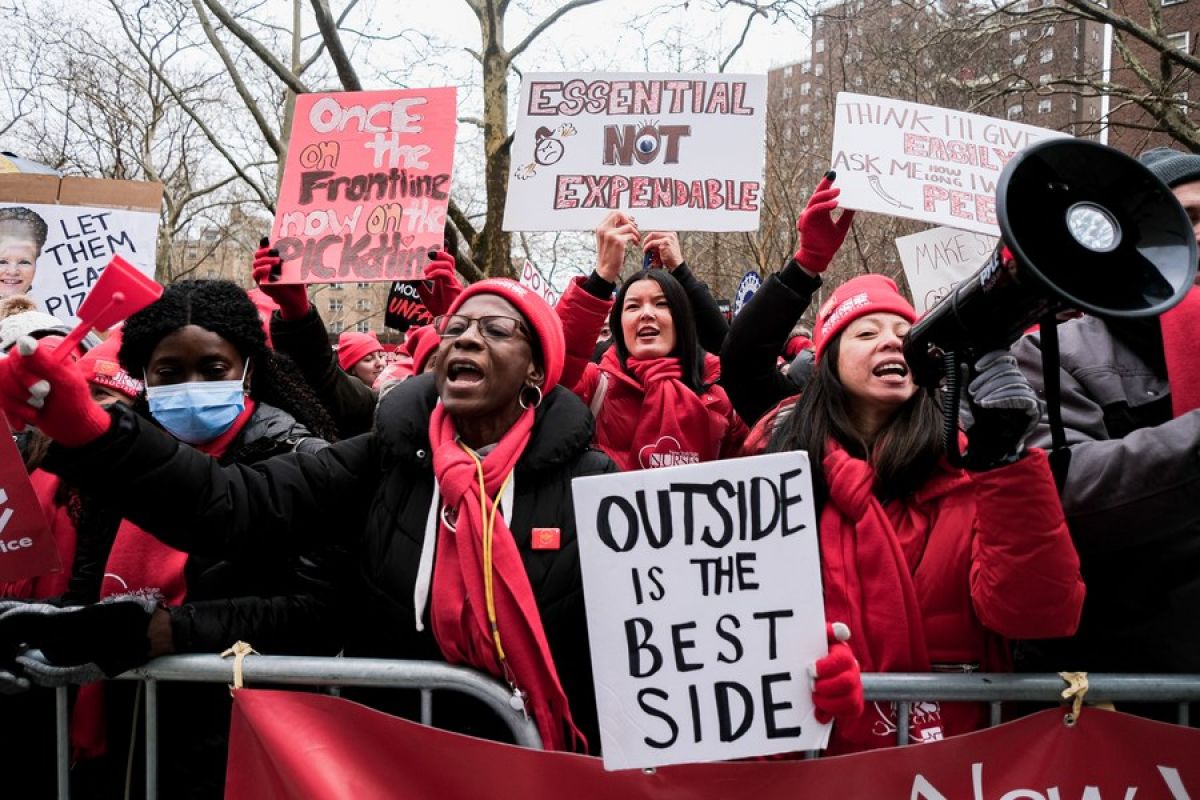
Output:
top-left (50, 255), bottom-right (163, 362)
top-left (0, 256), bottom-right (162, 583)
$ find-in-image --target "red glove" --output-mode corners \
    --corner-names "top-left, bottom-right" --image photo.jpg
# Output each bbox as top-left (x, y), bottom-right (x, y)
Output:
top-left (0, 338), bottom-right (112, 447)
top-left (251, 237), bottom-right (310, 321)
top-left (811, 621), bottom-right (864, 724)
top-left (795, 172), bottom-right (856, 273)
top-left (417, 250), bottom-right (463, 317)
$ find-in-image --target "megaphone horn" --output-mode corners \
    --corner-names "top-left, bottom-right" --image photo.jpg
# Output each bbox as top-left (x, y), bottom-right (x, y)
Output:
top-left (903, 138), bottom-right (1198, 388)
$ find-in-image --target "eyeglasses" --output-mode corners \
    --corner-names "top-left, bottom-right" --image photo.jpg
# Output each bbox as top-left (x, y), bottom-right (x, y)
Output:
top-left (433, 314), bottom-right (529, 341)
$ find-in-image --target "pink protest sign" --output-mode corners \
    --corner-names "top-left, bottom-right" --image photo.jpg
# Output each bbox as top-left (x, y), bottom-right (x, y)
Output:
top-left (272, 88), bottom-right (457, 284)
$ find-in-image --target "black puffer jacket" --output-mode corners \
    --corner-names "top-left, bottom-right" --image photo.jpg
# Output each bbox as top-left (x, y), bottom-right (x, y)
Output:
top-left (45, 375), bottom-right (618, 746)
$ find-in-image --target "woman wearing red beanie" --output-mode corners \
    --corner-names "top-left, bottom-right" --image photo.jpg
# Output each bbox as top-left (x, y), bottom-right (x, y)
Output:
top-left (728, 175), bottom-right (1084, 755)
top-left (336, 330), bottom-right (387, 386)
top-left (0, 277), bottom-right (616, 755)
top-left (556, 215), bottom-right (747, 470)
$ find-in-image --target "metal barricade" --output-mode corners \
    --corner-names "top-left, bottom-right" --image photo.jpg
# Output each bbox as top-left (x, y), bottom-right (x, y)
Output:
top-left (50, 655), bottom-right (542, 800)
top-left (46, 663), bottom-right (1200, 799)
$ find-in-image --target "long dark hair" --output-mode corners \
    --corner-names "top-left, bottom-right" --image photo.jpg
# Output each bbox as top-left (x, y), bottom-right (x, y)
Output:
top-left (609, 269), bottom-right (705, 392)
top-left (766, 332), bottom-right (944, 505)
top-left (119, 280), bottom-right (339, 442)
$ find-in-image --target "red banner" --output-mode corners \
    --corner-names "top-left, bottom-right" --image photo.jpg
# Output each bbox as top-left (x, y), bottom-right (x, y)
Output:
top-left (0, 418), bottom-right (56, 583)
top-left (226, 688), bottom-right (1200, 800)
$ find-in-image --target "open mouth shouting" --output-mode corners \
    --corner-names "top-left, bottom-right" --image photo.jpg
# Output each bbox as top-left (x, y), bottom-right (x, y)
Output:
top-left (872, 358), bottom-right (910, 385)
top-left (445, 357), bottom-right (486, 389)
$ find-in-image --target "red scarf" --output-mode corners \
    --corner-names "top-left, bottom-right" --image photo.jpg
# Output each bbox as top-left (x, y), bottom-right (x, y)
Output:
top-left (818, 441), bottom-right (975, 753)
top-left (427, 404), bottom-right (582, 752)
top-left (71, 401), bottom-right (257, 761)
top-left (603, 352), bottom-right (719, 471)
top-left (1161, 285), bottom-right (1200, 416)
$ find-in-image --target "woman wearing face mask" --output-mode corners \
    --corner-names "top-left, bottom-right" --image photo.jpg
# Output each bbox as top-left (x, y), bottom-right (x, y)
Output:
top-left (732, 176), bottom-right (1085, 755)
top-left (0, 278), bottom-right (616, 756)
top-left (554, 212), bottom-right (747, 470)
top-left (0, 280), bottom-right (343, 798)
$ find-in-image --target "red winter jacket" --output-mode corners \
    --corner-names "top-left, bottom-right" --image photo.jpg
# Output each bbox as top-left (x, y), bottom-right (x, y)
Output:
top-left (557, 277), bottom-right (748, 468)
top-left (747, 400), bottom-right (1085, 752)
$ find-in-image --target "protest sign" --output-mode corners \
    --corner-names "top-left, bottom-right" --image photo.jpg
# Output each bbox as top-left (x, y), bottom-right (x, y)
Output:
top-left (518, 260), bottom-right (559, 306)
top-left (272, 88), bottom-right (457, 284)
top-left (572, 453), bottom-right (828, 770)
top-left (0, 421), bottom-right (56, 583)
top-left (895, 227), bottom-right (998, 314)
top-left (732, 270), bottom-right (761, 316)
top-left (0, 174), bottom-right (162, 324)
top-left (503, 74), bottom-right (767, 232)
top-left (384, 281), bottom-right (433, 332)
top-left (830, 93), bottom-right (1069, 235)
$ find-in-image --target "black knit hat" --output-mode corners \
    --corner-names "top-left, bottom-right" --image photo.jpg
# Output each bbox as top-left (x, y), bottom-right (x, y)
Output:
top-left (1139, 147), bottom-right (1200, 188)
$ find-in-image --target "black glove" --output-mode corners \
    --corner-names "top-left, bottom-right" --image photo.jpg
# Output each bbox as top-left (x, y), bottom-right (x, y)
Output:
top-left (963, 350), bottom-right (1041, 471)
top-left (0, 596), bottom-right (156, 679)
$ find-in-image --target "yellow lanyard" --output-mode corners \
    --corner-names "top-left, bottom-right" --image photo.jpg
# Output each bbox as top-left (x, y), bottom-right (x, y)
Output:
top-left (458, 443), bottom-right (515, 666)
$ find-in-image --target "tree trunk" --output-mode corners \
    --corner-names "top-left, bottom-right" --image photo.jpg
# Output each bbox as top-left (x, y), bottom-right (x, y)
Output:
top-left (478, 9), bottom-right (513, 278)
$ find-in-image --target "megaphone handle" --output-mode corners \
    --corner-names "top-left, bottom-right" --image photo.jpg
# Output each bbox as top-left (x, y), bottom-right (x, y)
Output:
top-left (50, 292), bottom-right (126, 364)
top-left (941, 350), bottom-right (967, 469)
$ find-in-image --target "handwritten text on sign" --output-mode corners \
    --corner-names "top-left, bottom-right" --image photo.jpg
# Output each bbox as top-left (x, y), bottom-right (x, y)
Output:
top-left (830, 93), bottom-right (1069, 235)
top-left (273, 88), bottom-right (456, 284)
top-left (895, 226), bottom-right (998, 314)
top-left (572, 453), bottom-right (829, 770)
top-left (504, 74), bottom-right (767, 232)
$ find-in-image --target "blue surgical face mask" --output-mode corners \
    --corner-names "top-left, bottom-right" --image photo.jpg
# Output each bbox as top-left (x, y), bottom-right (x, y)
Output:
top-left (144, 361), bottom-right (250, 444)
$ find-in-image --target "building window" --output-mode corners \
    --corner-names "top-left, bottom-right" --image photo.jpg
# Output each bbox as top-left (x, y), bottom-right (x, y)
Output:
top-left (1010, 29), bottom-right (1024, 43)
top-left (329, 299), bottom-right (343, 313)
top-left (800, 103), bottom-right (811, 115)
top-left (782, 86), bottom-right (793, 100)
top-left (814, 63), bottom-right (824, 76)
top-left (1167, 32), bottom-right (1190, 52)
top-left (815, 38), bottom-right (825, 53)
top-left (205, 269), bottom-right (218, 279)
top-left (356, 298), bottom-right (371, 311)
top-left (356, 282), bottom-right (371, 289)
top-left (1043, 25), bottom-right (1055, 36)
top-left (783, 65), bottom-right (794, 77)
top-left (801, 61), bottom-right (811, 74)
top-left (1038, 98), bottom-right (1052, 113)
top-left (330, 282), bottom-right (344, 290)
top-left (1039, 73), bottom-right (1054, 85)
top-left (800, 82), bottom-right (811, 95)
top-left (1176, 91), bottom-right (1190, 113)
top-left (798, 124), bottom-right (811, 136)
top-left (1070, 96), bottom-right (1078, 111)
top-left (1013, 53), bottom-right (1027, 66)
top-left (355, 321), bottom-right (370, 333)
top-left (1007, 104), bottom-right (1024, 119)
top-left (1040, 47), bottom-right (1054, 63)
top-left (330, 321), bottom-right (344, 334)
top-left (853, 75), bottom-right (864, 86)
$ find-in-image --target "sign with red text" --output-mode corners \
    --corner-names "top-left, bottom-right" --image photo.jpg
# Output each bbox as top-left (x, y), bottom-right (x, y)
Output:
top-left (384, 281), bottom-right (433, 332)
top-left (0, 419), bottom-right (56, 582)
top-left (503, 74), bottom-right (767, 232)
top-left (0, 175), bottom-right (162, 324)
top-left (228, 691), bottom-right (1200, 800)
top-left (571, 453), bottom-right (827, 770)
top-left (518, 260), bottom-right (559, 307)
top-left (895, 226), bottom-right (998, 313)
top-left (272, 88), bottom-right (457, 284)
top-left (830, 93), bottom-right (1069, 235)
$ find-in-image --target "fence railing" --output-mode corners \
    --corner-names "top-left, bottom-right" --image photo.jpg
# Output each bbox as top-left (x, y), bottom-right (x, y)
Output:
top-left (39, 655), bottom-right (1200, 800)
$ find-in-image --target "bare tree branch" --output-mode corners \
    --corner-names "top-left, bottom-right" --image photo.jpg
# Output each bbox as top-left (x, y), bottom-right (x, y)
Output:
top-left (199, 0), bottom-right (310, 94)
top-left (309, 0), bottom-right (362, 90)
top-left (507, 0), bottom-right (607, 64)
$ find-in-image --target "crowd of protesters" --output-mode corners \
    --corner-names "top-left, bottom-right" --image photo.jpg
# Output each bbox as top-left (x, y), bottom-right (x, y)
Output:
top-left (1, 142), bottom-right (1200, 797)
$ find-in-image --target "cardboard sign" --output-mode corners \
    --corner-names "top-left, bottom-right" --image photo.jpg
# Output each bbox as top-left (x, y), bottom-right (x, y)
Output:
top-left (503, 74), bottom-right (768, 232)
top-left (572, 453), bottom-right (829, 770)
top-left (0, 175), bottom-right (162, 324)
top-left (383, 281), bottom-right (433, 332)
top-left (272, 88), bottom-right (457, 284)
top-left (830, 93), bottom-right (1069, 235)
top-left (895, 227), bottom-right (998, 314)
top-left (518, 260), bottom-right (559, 307)
top-left (733, 270), bottom-right (761, 316)
top-left (0, 423), bottom-right (57, 583)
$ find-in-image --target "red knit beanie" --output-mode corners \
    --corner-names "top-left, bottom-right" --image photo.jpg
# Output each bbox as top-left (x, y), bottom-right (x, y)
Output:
top-left (784, 335), bottom-right (813, 360)
top-left (79, 332), bottom-right (143, 399)
top-left (446, 278), bottom-right (565, 393)
top-left (813, 274), bottom-right (916, 362)
top-left (337, 331), bottom-right (384, 371)
top-left (405, 324), bottom-right (440, 374)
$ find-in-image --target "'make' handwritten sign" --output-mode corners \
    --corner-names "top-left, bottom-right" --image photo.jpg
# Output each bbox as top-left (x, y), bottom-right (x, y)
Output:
top-left (572, 453), bottom-right (830, 771)
top-left (895, 226), bottom-right (997, 314)
top-left (830, 93), bottom-right (1068, 235)
top-left (273, 88), bottom-right (456, 284)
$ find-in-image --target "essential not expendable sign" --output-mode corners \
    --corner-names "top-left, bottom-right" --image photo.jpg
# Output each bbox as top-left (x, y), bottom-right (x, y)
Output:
top-left (830, 93), bottom-right (1069, 236)
top-left (895, 226), bottom-right (997, 314)
top-left (572, 453), bottom-right (829, 771)
top-left (272, 87), bottom-right (456, 284)
top-left (504, 73), bottom-right (768, 232)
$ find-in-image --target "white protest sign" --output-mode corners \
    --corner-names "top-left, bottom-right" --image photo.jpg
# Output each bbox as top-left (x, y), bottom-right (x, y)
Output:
top-left (518, 260), bottom-right (559, 306)
top-left (504, 73), bottom-right (767, 232)
top-left (830, 93), bottom-right (1070, 235)
top-left (572, 452), bottom-right (829, 771)
top-left (895, 227), bottom-right (998, 314)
